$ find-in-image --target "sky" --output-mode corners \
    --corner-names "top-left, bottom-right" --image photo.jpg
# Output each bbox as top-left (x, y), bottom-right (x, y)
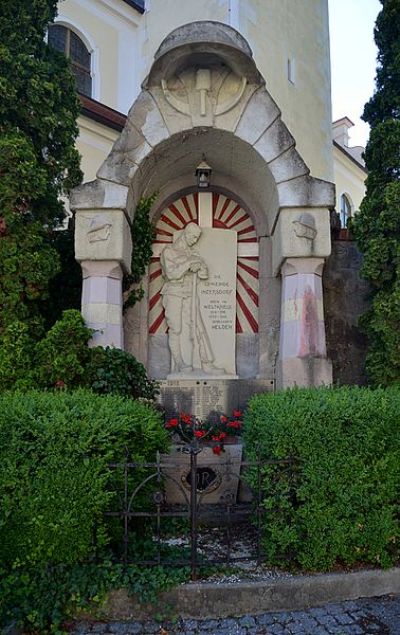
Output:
top-left (328, 0), bottom-right (381, 147)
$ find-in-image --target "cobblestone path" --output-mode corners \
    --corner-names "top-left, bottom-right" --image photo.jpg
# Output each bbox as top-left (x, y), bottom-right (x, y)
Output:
top-left (73, 594), bottom-right (400, 634)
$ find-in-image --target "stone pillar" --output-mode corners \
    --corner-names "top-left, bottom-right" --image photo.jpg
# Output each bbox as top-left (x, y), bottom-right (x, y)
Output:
top-left (70, 179), bottom-right (132, 350)
top-left (277, 257), bottom-right (332, 388)
top-left (81, 260), bottom-right (124, 348)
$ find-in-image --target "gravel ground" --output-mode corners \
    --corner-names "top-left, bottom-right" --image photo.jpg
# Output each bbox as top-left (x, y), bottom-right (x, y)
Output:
top-left (72, 594), bottom-right (400, 634)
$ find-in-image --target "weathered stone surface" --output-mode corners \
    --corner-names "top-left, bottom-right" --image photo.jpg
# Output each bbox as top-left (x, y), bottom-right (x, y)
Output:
top-left (272, 208), bottom-right (331, 276)
top-left (158, 378), bottom-right (274, 420)
top-left (70, 180), bottom-right (129, 212)
top-left (276, 356), bottom-right (332, 389)
top-left (236, 334), bottom-right (259, 379)
top-left (75, 210), bottom-right (132, 272)
top-left (235, 87), bottom-right (280, 146)
top-left (268, 146), bottom-right (309, 185)
top-left (254, 117), bottom-right (295, 165)
top-left (277, 175), bottom-right (335, 209)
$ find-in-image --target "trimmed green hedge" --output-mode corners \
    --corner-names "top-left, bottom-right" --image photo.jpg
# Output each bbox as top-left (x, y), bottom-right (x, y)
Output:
top-left (0, 389), bottom-right (168, 567)
top-left (244, 386), bottom-right (400, 571)
top-left (0, 390), bottom-right (173, 631)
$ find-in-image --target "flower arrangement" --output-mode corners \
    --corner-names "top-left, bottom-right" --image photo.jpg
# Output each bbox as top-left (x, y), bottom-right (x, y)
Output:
top-left (165, 410), bottom-right (243, 455)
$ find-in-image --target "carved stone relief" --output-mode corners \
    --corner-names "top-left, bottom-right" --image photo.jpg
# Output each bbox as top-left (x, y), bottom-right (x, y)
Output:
top-left (159, 222), bottom-right (237, 378)
top-left (161, 65), bottom-right (247, 127)
top-left (87, 216), bottom-right (113, 243)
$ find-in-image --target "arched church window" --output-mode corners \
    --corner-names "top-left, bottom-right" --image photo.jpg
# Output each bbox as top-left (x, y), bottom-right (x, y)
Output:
top-left (48, 24), bottom-right (92, 97)
top-left (340, 194), bottom-right (352, 228)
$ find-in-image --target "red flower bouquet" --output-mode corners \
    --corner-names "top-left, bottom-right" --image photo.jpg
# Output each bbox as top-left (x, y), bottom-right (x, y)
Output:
top-left (165, 410), bottom-right (243, 454)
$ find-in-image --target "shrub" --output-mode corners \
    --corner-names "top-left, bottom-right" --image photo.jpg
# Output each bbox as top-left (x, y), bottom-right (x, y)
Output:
top-left (35, 309), bottom-right (93, 388)
top-left (0, 390), bottom-right (170, 631)
top-left (244, 386), bottom-right (400, 571)
top-left (0, 320), bottom-right (35, 390)
top-left (0, 389), bottom-right (168, 566)
top-left (0, 310), bottom-right (157, 400)
top-left (88, 346), bottom-right (157, 400)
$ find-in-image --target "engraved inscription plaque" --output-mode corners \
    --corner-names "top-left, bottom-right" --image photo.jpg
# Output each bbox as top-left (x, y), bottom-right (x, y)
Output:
top-left (159, 379), bottom-right (274, 419)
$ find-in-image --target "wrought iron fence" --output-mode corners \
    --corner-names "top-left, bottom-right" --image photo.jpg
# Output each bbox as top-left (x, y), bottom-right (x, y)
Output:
top-left (104, 442), bottom-right (290, 580)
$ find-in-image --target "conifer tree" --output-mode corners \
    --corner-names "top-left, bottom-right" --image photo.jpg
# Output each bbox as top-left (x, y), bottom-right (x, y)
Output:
top-left (351, 0), bottom-right (400, 384)
top-left (0, 1), bottom-right (82, 335)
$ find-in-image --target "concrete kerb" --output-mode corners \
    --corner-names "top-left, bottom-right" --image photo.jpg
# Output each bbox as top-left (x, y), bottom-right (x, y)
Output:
top-left (100, 567), bottom-right (400, 620)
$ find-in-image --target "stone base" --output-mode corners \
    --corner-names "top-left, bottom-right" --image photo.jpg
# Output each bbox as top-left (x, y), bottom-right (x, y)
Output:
top-left (158, 378), bottom-right (274, 419)
top-left (167, 371), bottom-right (238, 380)
top-left (161, 444), bottom-right (243, 505)
top-left (276, 357), bottom-right (332, 389)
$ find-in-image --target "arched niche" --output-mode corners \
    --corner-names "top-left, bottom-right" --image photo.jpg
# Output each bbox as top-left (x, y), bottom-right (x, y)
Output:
top-left (71, 20), bottom-right (335, 389)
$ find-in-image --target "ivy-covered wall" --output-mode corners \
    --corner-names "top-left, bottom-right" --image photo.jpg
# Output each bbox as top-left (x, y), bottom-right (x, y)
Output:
top-left (323, 237), bottom-right (371, 386)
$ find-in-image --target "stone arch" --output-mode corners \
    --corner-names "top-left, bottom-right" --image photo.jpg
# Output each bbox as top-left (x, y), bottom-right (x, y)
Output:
top-left (71, 20), bottom-right (334, 388)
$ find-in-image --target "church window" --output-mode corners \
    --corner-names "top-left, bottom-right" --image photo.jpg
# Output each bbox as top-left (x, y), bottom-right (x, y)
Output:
top-left (340, 194), bottom-right (352, 228)
top-left (287, 58), bottom-right (296, 84)
top-left (48, 24), bottom-right (92, 97)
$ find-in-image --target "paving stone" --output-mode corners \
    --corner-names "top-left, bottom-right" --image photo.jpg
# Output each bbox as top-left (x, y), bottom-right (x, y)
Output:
top-left (220, 618), bottom-right (240, 630)
top-left (332, 612), bottom-right (353, 626)
top-left (315, 613), bottom-right (341, 631)
top-left (309, 607), bottom-right (332, 620)
top-left (343, 625), bottom-right (364, 635)
top-left (264, 625), bottom-right (286, 635)
top-left (73, 622), bottom-right (93, 634)
top-left (239, 615), bottom-right (257, 628)
top-left (200, 619), bottom-right (220, 630)
top-left (256, 614), bottom-right (276, 627)
top-left (182, 619), bottom-right (198, 631)
top-left (271, 612), bottom-right (292, 625)
top-left (340, 602), bottom-right (362, 612)
top-left (73, 595), bottom-right (400, 634)
top-left (141, 623), bottom-right (162, 634)
top-left (91, 625), bottom-right (108, 634)
top-left (108, 624), bottom-right (132, 635)
top-left (294, 613), bottom-right (319, 631)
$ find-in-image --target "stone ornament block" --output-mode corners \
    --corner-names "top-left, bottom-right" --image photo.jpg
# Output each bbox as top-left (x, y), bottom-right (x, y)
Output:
top-left (272, 208), bottom-right (331, 275)
top-left (276, 358), bottom-right (333, 389)
top-left (75, 209), bottom-right (132, 272)
top-left (70, 179), bottom-right (128, 211)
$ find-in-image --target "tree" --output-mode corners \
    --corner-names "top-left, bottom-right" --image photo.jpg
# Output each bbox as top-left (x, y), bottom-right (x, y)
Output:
top-left (0, 0), bottom-right (82, 336)
top-left (351, 0), bottom-right (400, 384)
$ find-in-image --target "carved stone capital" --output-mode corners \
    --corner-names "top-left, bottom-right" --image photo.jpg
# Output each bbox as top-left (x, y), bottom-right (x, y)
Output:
top-left (81, 260), bottom-right (123, 280)
top-left (75, 209), bottom-right (132, 273)
top-left (281, 257), bottom-right (325, 277)
top-left (272, 208), bottom-right (331, 275)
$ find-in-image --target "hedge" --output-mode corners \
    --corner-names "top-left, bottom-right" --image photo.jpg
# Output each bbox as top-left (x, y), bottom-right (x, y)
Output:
top-left (0, 390), bottom-right (174, 631)
top-left (244, 386), bottom-right (400, 571)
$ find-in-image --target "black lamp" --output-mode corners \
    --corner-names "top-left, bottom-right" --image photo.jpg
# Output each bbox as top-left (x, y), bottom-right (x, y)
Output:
top-left (195, 157), bottom-right (212, 188)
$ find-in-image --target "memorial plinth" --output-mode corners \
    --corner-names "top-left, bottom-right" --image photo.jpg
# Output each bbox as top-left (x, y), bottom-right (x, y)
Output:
top-left (159, 378), bottom-right (274, 419)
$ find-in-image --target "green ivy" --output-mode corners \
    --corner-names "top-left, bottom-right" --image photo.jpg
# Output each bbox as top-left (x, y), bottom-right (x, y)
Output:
top-left (0, 562), bottom-right (189, 634)
top-left (350, 0), bottom-right (400, 385)
top-left (87, 346), bottom-right (158, 400)
top-left (123, 194), bottom-right (157, 311)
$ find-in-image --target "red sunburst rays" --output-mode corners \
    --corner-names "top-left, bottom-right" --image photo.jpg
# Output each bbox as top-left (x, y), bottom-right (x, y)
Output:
top-left (148, 193), bottom-right (259, 336)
